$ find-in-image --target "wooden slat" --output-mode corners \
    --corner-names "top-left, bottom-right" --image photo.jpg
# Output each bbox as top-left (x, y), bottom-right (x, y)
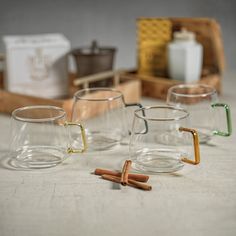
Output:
top-left (0, 78), bottom-right (141, 120)
top-left (170, 18), bottom-right (225, 73)
top-left (123, 72), bottom-right (221, 100)
top-left (0, 90), bottom-right (64, 115)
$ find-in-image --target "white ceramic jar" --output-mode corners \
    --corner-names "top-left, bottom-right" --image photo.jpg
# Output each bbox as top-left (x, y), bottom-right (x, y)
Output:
top-left (168, 28), bottom-right (203, 83)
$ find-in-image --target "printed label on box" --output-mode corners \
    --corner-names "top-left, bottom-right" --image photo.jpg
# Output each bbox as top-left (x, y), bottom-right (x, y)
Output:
top-left (3, 34), bottom-right (71, 98)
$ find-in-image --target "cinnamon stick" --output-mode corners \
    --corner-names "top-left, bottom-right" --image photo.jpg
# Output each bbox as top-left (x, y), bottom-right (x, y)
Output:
top-left (94, 168), bottom-right (149, 183)
top-left (121, 160), bottom-right (132, 186)
top-left (102, 174), bottom-right (152, 191)
top-left (128, 178), bottom-right (152, 191)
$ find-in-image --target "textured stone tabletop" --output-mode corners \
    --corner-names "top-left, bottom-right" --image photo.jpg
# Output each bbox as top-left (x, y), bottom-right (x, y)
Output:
top-left (0, 72), bottom-right (236, 236)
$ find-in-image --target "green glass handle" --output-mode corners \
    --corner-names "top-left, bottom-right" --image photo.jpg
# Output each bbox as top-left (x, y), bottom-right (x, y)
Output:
top-left (211, 103), bottom-right (232, 137)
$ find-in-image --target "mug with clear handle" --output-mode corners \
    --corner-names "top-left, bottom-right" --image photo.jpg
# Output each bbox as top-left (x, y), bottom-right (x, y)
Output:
top-left (71, 88), bottom-right (145, 151)
top-left (10, 105), bottom-right (87, 169)
top-left (129, 106), bottom-right (200, 173)
top-left (167, 84), bottom-right (232, 143)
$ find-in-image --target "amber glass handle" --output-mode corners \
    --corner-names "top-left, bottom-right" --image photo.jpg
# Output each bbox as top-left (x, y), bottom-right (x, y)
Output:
top-left (65, 122), bottom-right (87, 153)
top-left (179, 127), bottom-right (200, 165)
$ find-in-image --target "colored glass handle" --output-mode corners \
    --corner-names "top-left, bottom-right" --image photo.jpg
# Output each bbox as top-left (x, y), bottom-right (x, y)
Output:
top-left (211, 103), bottom-right (232, 136)
top-left (125, 103), bottom-right (148, 134)
top-left (179, 127), bottom-right (200, 165)
top-left (65, 122), bottom-right (87, 153)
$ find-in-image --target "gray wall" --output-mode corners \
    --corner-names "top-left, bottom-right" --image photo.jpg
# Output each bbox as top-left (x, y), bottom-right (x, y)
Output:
top-left (0, 0), bottom-right (235, 70)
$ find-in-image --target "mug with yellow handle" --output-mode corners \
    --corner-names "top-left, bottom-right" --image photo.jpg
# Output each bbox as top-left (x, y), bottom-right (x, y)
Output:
top-left (10, 105), bottom-right (87, 169)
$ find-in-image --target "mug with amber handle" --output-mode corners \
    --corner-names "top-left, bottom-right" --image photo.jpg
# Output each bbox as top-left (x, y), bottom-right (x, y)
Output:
top-left (129, 106), bottom-right (200, 173)
top-left (167, 84), bottom-right (232, 143)
top-left (10, 105), bottom-right (87, 169)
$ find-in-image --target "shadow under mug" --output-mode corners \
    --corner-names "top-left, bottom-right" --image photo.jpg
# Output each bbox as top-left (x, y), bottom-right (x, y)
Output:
top-left (10, 105), bottom-right (87, 169)
top-left (129, 106), bottom-right (200, 173)
top-left (71, 88), bottom-right (144, 151)
top-left (167, 84), bottom-right (232, 143)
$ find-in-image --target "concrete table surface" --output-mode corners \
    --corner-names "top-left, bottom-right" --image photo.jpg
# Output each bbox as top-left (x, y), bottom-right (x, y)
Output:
top-left (0, 72), bottom-right (236, 236)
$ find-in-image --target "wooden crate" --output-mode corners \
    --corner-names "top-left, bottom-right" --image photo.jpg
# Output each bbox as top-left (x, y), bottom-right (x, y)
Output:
top-left (0, 70), bottom-right (141, 119)
top-left (123, 72), bottom-right (221, 100)
top-left (133, 17), bottom-right (225, 100)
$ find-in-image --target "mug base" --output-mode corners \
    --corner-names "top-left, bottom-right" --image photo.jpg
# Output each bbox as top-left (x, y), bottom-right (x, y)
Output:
top-left (131, 149), bottom-right (185, 173)
top-left (11, 146), bottom-right (66, 169)
top-left (198, 132), bottom-right (212, 144)
top-left (86, 134), bottom-right (120, 151)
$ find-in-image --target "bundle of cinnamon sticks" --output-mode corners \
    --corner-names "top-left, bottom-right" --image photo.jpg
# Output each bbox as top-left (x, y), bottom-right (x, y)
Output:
top-left (94, 160), bottom-right (152, 191)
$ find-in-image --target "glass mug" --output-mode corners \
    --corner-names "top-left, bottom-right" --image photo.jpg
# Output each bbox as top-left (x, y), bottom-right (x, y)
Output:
top-left (72, 88), bottom-right (143, 151)
top-left (129, 106), bottom-right (200, 173)
top-left (167, 84), bottom-right (232, 143)
top-left (10, 105), bottom-right (87, 169)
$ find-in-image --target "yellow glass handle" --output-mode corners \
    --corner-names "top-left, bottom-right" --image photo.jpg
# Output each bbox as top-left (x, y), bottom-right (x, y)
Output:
top-left (179, 127), bottom-right (200, 165)
top-left (65, 122), bottom-right (87, 153)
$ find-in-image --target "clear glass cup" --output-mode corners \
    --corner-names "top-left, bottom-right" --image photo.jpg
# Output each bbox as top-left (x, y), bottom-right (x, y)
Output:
top-left (167, 84), bottom-right (232, 143)
top-left (10, 105), bottom-right (87, 169)
top-left (129, 106), bottom-right (200, 173)
top-left (72, 88), bottom-right (142, 151)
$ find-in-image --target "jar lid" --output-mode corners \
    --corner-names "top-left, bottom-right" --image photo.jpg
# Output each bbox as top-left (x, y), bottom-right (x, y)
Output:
top-left (71, 40), bottom-right (116, 56)
top-left (173, 28), bottom-right (195, 41)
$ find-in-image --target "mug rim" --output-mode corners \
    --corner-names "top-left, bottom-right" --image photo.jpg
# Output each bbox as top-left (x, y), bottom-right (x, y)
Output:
top-left (134, 105), bottom-right (189, 121)
top-left (74, 87), bottom-right (123, 101)
top-left (12, 105), bottom-right (66, 123)
top-left (168, 84), bottom-right (217, 98)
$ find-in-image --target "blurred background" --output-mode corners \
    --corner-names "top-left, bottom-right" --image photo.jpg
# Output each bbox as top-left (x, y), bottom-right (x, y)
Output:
top-left (0, 0), bottom-right (235, 70)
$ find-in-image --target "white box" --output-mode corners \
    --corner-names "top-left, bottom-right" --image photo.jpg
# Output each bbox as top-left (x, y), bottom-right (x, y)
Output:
top-left (3, 34), bottom-right (71, 98)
